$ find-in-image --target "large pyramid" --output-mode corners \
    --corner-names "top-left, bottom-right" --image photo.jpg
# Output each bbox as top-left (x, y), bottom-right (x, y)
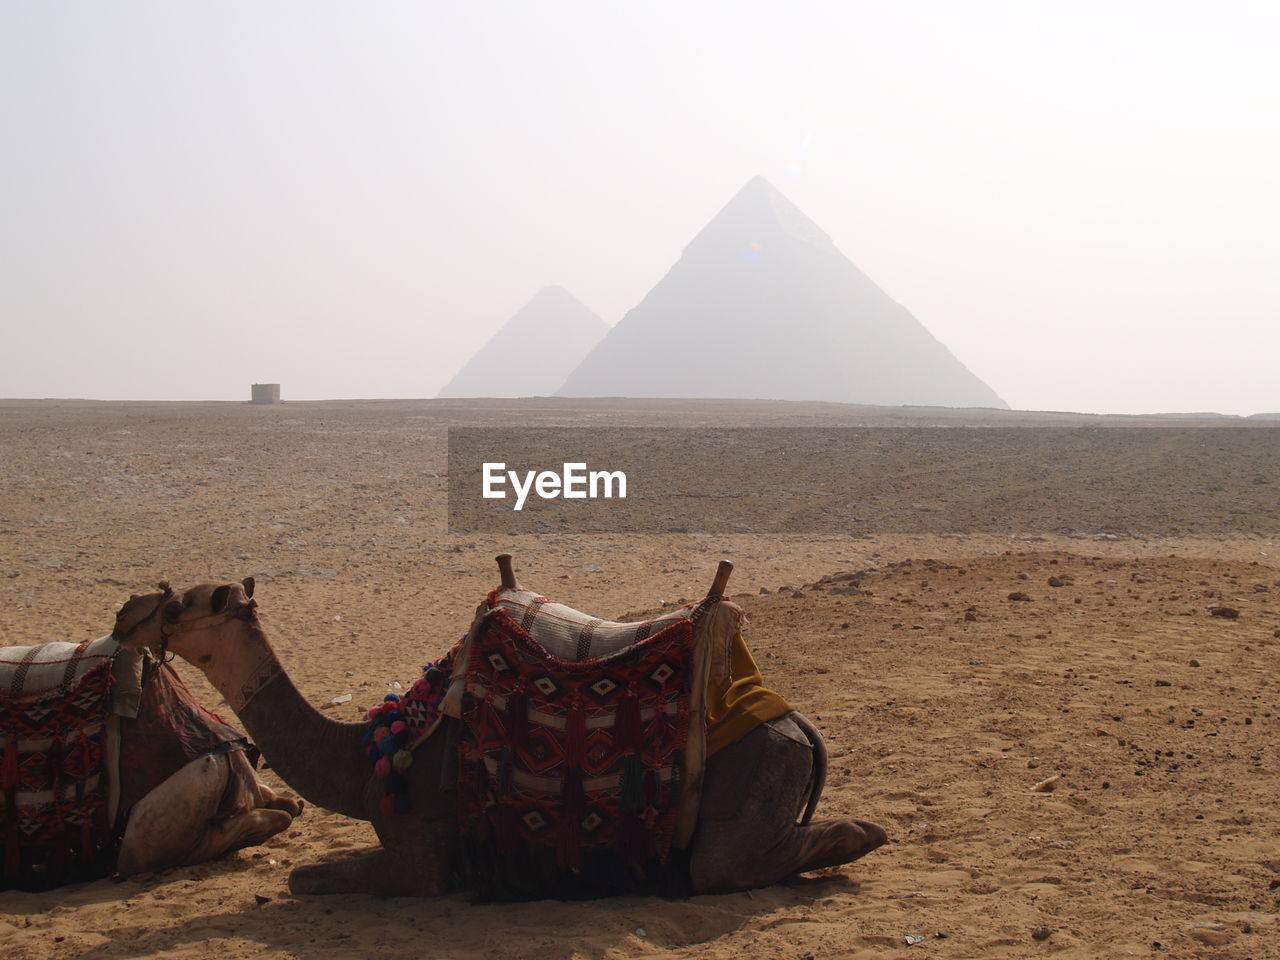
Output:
top-left (438, 286), bottom-right (609, 398)
top-left (558, 177), bottom-right (1006, 408)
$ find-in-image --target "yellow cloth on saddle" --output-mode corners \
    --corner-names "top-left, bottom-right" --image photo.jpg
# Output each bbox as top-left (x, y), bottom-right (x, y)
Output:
top-left (705, 629), bottom-right (791, 756)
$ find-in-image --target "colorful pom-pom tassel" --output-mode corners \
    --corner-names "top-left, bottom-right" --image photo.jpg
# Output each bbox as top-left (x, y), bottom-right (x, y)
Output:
top-left (390, 720), bottom-right (406, 735)
top-left (374, 756), bottom-right (392, 777)
top-left (379, 793), bottom-right (396, 818)
top-left (392, 749), bottom-right (413, 773)
top-left (384, 692), bottom-right (401, 703)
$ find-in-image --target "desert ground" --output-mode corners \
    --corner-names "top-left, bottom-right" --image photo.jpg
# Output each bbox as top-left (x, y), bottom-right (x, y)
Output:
top-left (1, 398), bottom-right (1277, 960)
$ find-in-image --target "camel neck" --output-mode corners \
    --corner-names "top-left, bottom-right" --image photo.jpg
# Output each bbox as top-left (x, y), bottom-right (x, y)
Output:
top-left (206, 621), bottom-right (372, 820)
top-left (200, 622), bottom-right (286, 714)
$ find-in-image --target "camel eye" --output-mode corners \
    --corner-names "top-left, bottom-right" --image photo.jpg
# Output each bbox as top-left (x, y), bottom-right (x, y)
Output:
top-left (163, 599), bottom-right (183, 622)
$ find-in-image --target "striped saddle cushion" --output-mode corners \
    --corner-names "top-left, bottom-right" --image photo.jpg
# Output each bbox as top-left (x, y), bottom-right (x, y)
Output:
top-left (489, 588), bottom-right (706, 662)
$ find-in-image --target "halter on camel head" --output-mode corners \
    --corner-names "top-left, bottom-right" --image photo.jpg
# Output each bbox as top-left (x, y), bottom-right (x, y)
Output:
top-left (112, 578), bottom-right (258, 661)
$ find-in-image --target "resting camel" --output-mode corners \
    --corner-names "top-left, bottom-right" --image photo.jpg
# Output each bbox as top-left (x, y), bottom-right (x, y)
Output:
top-left (1, 625), bottom-right (303, 890)
top-left (113, 568), bottom-right (885, 898)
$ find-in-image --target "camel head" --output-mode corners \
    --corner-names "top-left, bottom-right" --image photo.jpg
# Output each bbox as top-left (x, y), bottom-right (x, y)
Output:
top-left (113, 578), bottom-right (259, 662)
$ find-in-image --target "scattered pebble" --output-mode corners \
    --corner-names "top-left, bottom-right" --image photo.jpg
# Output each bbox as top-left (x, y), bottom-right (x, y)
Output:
top-left (1032, 775), bottom-right (1061, 793)
top-left (1008, 592), bottom-right (1031, 602)
top-left (1031, 925), bottom-right (1053, 941)
top-left (1209, 605), bottom-right (1239, 618)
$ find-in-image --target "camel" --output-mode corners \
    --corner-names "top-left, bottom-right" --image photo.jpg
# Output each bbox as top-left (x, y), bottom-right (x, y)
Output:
top-left (112, 569), bottom-right (886, 898)
top-left (1, 623), bottom-right (303, 890)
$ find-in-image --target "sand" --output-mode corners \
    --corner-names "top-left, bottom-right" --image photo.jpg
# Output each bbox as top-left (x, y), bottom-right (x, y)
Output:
top-left (1, 399), bottom-right (1277, 959)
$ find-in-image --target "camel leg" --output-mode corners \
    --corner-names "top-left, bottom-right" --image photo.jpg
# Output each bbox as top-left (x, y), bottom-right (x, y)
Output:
top-left (291, 767), bottom-right (455, 897)
top-left (228, 749), bottom-right (305, 817)
top-left (690, 713), bottom-right (887, 894)
top-left (118, 752), bottom-right (300, 876)
top-left (117, 754), bottom-right (230, 875)
top-left (289, 818), bottom-right (455, 898)
top-left (178, 807), bottom-right (295, 865)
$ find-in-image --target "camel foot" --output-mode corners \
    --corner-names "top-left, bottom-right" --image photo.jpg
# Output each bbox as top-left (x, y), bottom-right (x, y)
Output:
top-left (267, 795), bottom-right (305, 817)
top-left (256, 778), bottom-right (305, 818)
top-left (691, 816), bottom-right (887, 894)
top-left (793, 818), bottom-right (888, 874)
top-left (289, 846), bottom-right (446, 898)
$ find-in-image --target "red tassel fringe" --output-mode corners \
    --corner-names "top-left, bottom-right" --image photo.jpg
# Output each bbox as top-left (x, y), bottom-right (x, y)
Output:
top-left (3, 726), bottom-right (17, 877)
top-left (562, 768), bottom-right (585, 818)
top-left (505, 687), bottom-right (528, 750)
top-left (564, 704), bottom-right (586, 767)
top-left (614, 690), bottom-right (641, 754)
top-left (557, 818), bottom-right (581, 871)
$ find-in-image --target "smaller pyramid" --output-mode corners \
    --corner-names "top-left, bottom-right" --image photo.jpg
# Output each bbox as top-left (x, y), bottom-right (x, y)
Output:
top-left (437, 286), bottom-right (609, 398)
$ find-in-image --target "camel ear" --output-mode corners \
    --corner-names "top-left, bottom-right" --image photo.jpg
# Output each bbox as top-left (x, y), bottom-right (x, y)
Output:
top-left (241, 577), bottom-right (255, 599)
top-left (163, 598), bottom-right (183, 623)
top-left (211, 584), bottom-right (232, 614)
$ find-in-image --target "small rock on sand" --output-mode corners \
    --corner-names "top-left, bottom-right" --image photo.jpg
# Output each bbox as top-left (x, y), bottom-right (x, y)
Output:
top-left (1186, 922), bottom-right (1234, 946)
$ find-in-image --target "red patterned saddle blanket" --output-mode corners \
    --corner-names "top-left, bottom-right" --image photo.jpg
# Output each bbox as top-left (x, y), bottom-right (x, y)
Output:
top-left (443, 586), bottom-right (738, 899)
top-left (0, 636), bottom-right (144, 883)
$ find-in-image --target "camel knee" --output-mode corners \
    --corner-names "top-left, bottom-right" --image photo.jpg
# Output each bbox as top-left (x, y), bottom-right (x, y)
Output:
top-left (117, 754), bottom-right (229, 876)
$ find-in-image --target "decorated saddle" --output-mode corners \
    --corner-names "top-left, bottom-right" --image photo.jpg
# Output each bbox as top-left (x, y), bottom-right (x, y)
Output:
top-left (0, 636), bottom-right (143, 884)
top-left (456, 572), bottom-right (744, 898)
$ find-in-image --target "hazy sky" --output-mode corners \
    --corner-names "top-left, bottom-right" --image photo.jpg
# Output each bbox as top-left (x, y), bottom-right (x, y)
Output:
top-left (3, 1), bottom-right (1277, 415)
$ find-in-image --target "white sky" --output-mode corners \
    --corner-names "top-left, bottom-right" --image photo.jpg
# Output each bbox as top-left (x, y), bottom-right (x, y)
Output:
top-left (2, 1), bottom-right (1277, 415)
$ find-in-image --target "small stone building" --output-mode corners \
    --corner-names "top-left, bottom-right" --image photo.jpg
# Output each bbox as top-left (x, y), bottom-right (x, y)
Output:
top-left (250, 383), bottom-right (281, 404)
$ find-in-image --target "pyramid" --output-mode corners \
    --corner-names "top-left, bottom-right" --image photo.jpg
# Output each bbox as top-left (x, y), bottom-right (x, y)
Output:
top-left (558, 177), bottom-right (1006, 408)
top-left (438, 286), bottom-right (609, 398)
